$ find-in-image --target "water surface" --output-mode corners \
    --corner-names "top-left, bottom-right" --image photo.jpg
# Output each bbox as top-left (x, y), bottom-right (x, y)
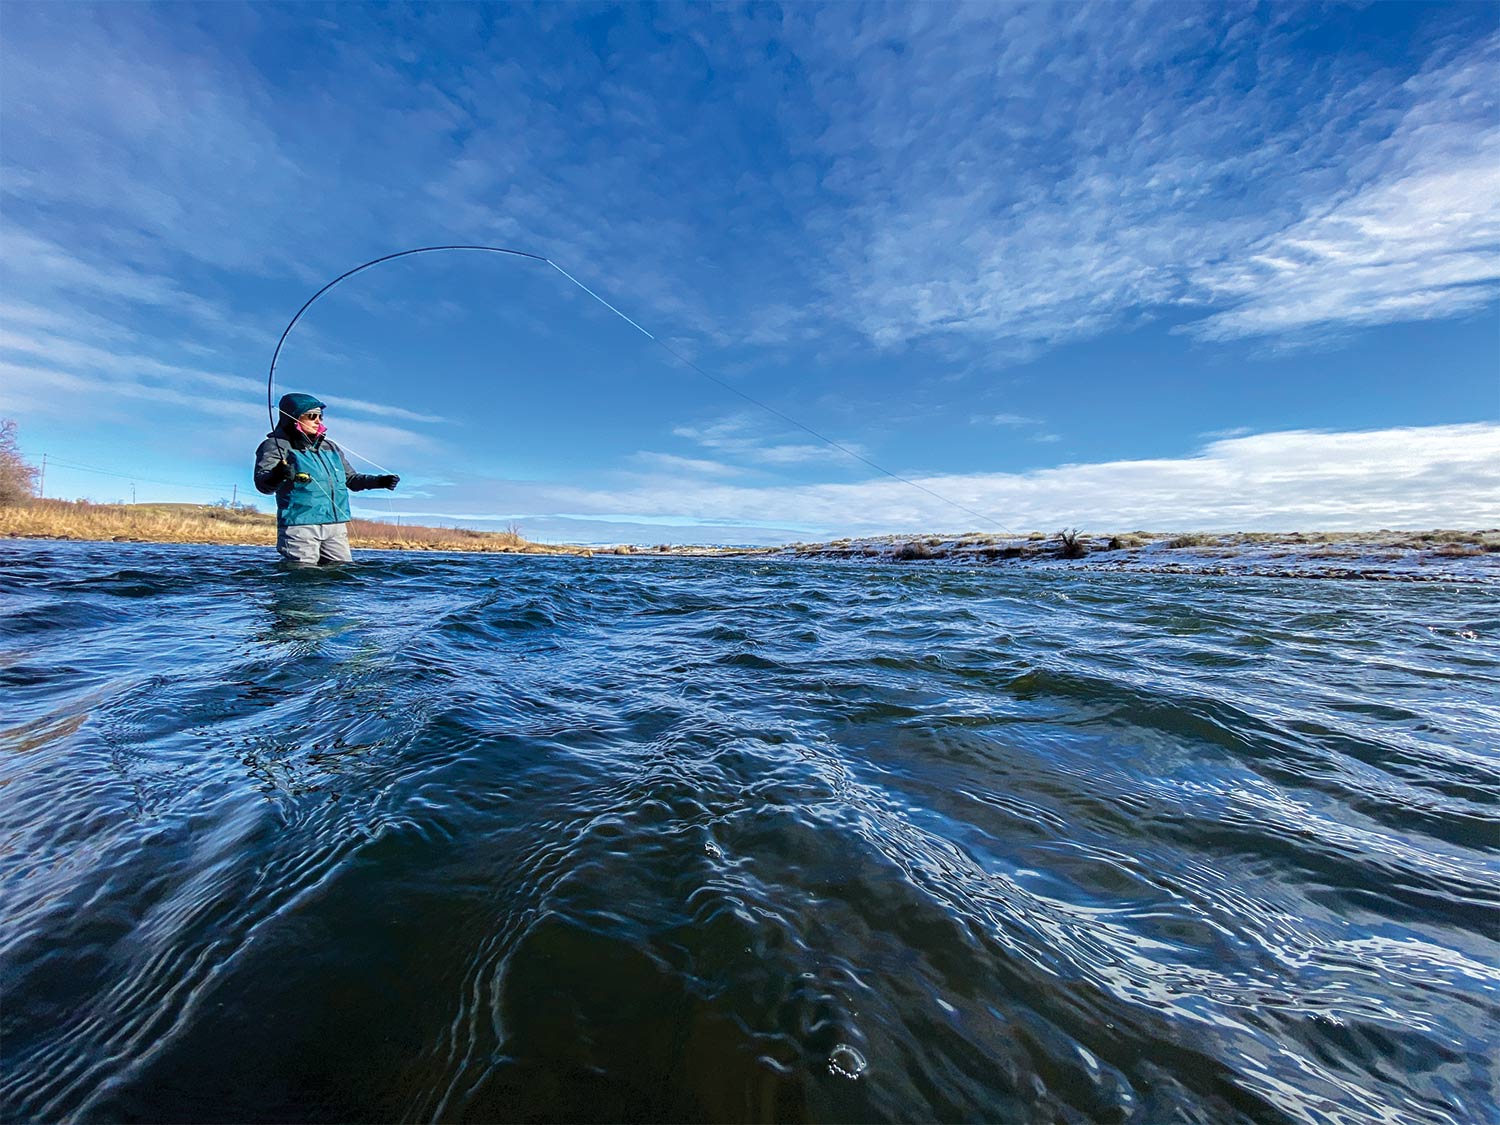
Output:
top-left (2, 541), bottom-right (1497, 1122)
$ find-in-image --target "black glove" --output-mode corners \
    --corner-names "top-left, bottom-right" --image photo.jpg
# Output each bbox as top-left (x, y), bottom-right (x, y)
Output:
top-left (375, 474), bottom-right (400, 490)
top-left (264, 459), bottom-right (291, 486)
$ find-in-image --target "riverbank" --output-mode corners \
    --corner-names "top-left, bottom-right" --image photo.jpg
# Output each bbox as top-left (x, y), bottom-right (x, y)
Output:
top-left (4, 502), bottom-right (1495, 580)
top-left (0, 500), bottom-right (576, 554)
top-left (753, 529), bottom-right (1500, 582)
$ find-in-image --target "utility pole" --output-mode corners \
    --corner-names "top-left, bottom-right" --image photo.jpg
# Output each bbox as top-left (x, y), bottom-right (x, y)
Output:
top-left (231, 483), bottom-right (237, 507)
top-left (130, 483), bottom-right (136, 504)
top-left (39, 454), bottom-right (45, 499)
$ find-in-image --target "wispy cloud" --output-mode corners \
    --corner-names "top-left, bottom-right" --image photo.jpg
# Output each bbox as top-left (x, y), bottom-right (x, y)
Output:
top-left (0, 326), bottom-right (260, 397)
top-left (4, 3), bottom-right (1494, 372)
top-left (626, 451), bottom-right (745, 478)
top-left (971, 413), bottom-right (1041, 427)
top-left (319, 396), bottom-right (447, 426)
top-left (0, 358), bottom-right (260, 422)
top-left (672, 414), bottom-right (866, 466)
top-left (1186, 44), bottom-right (1500, 339)
top-left (0, 229), bottom-right (245, 334)
top-left (0, 6), bottom-right (317, 275)
top-left (787, 7), bottom-right (1499, 351)
top-left (0, 341), bottom-right (437, 468)
top-left (0, 313), bottom-right (445, 428)
top-left (966, 413), bottom-right (1059, 444)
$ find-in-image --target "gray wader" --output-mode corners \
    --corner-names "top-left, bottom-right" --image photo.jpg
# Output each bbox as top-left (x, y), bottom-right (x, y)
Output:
top-left (278, 522), bottom-right (353, 566)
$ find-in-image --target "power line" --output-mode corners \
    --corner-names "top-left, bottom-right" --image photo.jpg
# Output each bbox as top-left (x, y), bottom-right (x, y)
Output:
top-left (41, 456), bottom-right (236, 497)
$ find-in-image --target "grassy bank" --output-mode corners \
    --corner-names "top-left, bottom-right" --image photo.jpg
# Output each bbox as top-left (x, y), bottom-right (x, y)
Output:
top-left (0, 500), bottom-right (576, 554)
top-left (5, 502), bottom-right (1496, 578)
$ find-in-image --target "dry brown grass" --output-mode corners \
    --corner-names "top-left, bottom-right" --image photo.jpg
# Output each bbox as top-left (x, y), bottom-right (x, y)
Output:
top-left (0, 499), bottom-right (571, 554)
top-left (0, 499), bottom-right (272, 544)
top-left (1166, 533), bottom-right (1216, 549)
top-left (1434, 543), bottom-right (1485, 557)
top-left (345, 517), bottom-right (544, 552)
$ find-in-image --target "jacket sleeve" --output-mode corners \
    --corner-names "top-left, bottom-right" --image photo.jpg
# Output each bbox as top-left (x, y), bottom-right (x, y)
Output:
top-left (254, 438), bottom-right (290, 494)
top-left (335, 444), bottom-right (383, 491)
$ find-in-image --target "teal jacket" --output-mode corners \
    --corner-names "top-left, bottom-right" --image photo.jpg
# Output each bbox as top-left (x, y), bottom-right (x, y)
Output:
top-left (253, 429), bottom-right (383, 527)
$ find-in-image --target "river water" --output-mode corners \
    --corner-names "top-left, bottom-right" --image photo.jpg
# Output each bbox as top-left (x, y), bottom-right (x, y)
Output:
top-left (2, 541), bottom-right (1496, 1123)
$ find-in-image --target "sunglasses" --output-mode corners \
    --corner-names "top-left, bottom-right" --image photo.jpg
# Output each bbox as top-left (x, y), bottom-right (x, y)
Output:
top-left (299, 410), bottom-right (324, 420)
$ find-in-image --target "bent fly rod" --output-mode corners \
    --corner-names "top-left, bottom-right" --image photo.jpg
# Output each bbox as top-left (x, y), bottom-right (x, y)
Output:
top-left (266, 244), bottom-right (1008, 532)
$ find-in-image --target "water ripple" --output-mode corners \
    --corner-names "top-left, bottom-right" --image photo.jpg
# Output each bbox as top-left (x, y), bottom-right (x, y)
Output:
top-left (1, 542), bottom-right (1496, 1123)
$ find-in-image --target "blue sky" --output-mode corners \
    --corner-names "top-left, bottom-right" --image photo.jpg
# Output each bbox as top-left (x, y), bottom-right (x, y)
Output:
top-left (1, 1), bottom-right (1496, 544)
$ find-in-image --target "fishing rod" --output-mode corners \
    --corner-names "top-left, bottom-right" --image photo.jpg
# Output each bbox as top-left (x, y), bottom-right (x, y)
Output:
top-left (266, 244), bottom-right (1010, 533)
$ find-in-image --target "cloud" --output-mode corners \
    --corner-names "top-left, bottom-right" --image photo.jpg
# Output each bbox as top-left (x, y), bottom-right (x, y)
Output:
top-left (626, 451), bottom-right (745, 477)
top-left (399, 423), bottom-right (1500, 538)
top-left (0, 325), bottom-right (261, 397)
top-left (787, 8), bottom-right (1500, 351)
top-left (6, 3), bottom-right (1494, 378)
top-left (0, 5), bottom-right (317, 275)
top-left (0, 282), bottom-right (449, 463)
top-left (0, 299), bottom-right (138, 344)
top-left (1186, 45), bottom-right (1500, 339)
top-left (0, 358), bottom-right (260, 422)
top-left (0, 331), bottom-right (437, 465)
top-left (0, 229), bottom-right (245, 334)
top-left (972, 413), bottom-right (1041, 426)
top-left (317, 417), bottom-right (435, 464)
top-left (1201, 426), bottom-right (1252, 440)
top-left (318, 395), bottom-right (447, 426)
top-left (672, 414), bottom-right (866, 465)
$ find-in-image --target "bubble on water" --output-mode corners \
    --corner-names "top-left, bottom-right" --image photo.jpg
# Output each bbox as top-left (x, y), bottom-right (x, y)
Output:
top-left (704, 840), bottom-right (723, 858)
top-left (828, 1043), bottom-right (867, 1079)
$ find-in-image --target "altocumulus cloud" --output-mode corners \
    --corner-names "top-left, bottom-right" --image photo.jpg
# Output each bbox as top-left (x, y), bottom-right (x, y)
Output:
top-left (5, 4), bottom-right (1495, 364)
top-left (784, 6), bottom-right (1500, 352)
top-left (1188, 40), bottom-right (1500, 340)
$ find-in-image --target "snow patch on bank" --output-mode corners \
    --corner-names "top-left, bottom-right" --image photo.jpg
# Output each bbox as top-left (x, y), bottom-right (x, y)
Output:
top-left (762, 531), bottom-right (1500, 583)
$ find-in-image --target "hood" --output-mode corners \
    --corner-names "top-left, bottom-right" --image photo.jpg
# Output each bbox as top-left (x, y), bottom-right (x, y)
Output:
top-left (273, 392), bottom-right (327, 441)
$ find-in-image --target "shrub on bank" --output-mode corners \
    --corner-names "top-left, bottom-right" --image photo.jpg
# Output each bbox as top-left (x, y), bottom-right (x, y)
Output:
top-left (0, 419), bottom-right (41, 507)
top-left (1058, 528), bottom-right (1088, 559)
